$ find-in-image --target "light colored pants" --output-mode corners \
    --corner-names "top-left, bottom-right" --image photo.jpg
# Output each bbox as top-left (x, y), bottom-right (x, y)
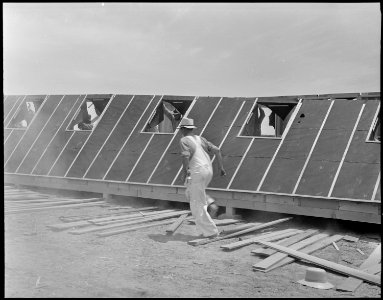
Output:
top-left (185, 165), bottom-right (219, 237)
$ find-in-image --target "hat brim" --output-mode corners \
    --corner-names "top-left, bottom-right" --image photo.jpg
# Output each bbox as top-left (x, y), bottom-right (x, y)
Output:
top-left (297, 279), bottom-right (334, 290)
top-left (177, 125), bottom-right (197, 129)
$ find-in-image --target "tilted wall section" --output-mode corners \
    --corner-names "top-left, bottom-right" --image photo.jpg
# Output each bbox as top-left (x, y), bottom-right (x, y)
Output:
top-left (3, 92), bottom-right (381, 223)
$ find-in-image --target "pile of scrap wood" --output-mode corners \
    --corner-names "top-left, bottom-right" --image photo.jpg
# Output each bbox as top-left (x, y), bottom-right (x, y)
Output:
top-left (200, 216), bottom-right (380, 290)
top-left (4, 185), bottom-right (106, 214)
top-left (47, 206), bottom-right (192, 236)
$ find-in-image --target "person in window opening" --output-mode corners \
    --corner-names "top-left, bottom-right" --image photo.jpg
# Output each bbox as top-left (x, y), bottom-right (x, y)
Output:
top-left (178, 117), bottom-right (226, 238)
top-left (145, 102), bottom-right (182, 132)
top-left (13, 103), bottom-right (35, 128)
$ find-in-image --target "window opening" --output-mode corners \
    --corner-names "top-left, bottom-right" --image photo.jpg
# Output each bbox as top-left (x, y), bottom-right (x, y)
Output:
top-left (143, 99), bottom-right (191, 133)
top-left (68, 98), bottom-right (109, 131)
top-left (7, 98), bottom-right (44, 129)
top-left (368, 110), bottom-right (380, 142)
top-left (240, 102), bottom-right (296, 138)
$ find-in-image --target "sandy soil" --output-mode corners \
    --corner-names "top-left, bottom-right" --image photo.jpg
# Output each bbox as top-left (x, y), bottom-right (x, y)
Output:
top-left (4, 187), bottom-right (381, 298)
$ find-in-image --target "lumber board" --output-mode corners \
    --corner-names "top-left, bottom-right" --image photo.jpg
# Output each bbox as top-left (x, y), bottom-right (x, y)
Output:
top-left (343, 235), bottom-right (360, 243)
top-left (4, 198), bottom-right (103, 209)
top-left (165, 213), bottom-right (191, 234)
top-left (4, 194), bottom-right (50, 200)
top-left (59, 206), bottom-right (158, 222)
top-left (68, 210), bottom-right (190, 235)
top-left (257, 241), bottom-right (381, 286)
top-left (263, 234), bottom-right (343, 272)
top-left (336, 244), bottom-right (381, 292)
top-left (188, 217), bottom-right (293, 246)
top-left (51, 213), bottom-right (163, 230)
top-left (220, 229), bottom-right (301, 251)
top-left (96, 218), bottom-right (178, 237)
top-left (217, 223), bottom-right (262, 235)
top-left (253, 233), bottom-right (329, 270)
top-left (4, 200), bottom-right (106, 214)
top-left (188, 219), bottom-right (242, 226)
top-left (251, 229), bottom-right (318, 256)
top-left (90, 210), bottom-right (179, 225)
top-left (88, 209), bottom-right (176, 224)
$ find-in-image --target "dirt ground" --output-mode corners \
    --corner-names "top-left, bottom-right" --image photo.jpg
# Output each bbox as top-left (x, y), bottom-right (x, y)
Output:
top-left (4, 186), bottom-right (381, 298)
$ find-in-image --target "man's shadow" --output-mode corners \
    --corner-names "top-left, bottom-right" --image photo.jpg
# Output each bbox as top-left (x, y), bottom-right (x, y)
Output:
top-left (147, 233), bottom-right (197, 243)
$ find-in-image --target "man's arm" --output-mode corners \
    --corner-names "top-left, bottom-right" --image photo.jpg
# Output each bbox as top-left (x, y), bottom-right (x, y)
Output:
top-left (201, 137), bottom-right (226, 176)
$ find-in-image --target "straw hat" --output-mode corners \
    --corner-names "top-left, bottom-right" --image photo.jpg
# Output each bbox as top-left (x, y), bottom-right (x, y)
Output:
top-left (177, 117), bottom-right (197, 129)
top-left (297, 267), bottom-right (334, 290)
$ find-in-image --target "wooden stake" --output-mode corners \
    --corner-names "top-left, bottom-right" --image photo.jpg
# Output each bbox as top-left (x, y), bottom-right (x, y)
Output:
top-left (165, 213), bottom-right (191, 234)
top-left (332, 241), bottom-right (339, 251)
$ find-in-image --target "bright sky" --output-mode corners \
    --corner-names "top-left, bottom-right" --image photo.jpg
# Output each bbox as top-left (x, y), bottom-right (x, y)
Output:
top-left (3, 3), bottom-right (381, 97)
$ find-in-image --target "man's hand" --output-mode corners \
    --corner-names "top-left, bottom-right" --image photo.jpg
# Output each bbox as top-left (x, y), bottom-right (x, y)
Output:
top-left (220, 168), bottom-right (227, 176)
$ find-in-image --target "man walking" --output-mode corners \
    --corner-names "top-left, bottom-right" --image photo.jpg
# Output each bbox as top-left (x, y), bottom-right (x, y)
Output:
top-left (178, 117), bottom-right (226, 238)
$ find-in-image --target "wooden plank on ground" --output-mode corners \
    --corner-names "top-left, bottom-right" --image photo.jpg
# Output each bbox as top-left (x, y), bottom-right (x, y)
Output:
top-left (96, 218), bottom-right (178, 237)
top-left (59, 206), bottom-right (158, 222)
top-left (251, 229), bottom-right (318, 256)
top-left (220, 229), bottom-right (301, 251)
top-left (68, 210), bottom-right (190, 235)
top-left (343, 235), bottom-right (360, 242)
top-left (336, 244), bottom-right (381, 292)
top-left (4, 198), bottom-right (103, 209)
top-left (253, 233), bottom-right (329, 270)
top-left (48, 209), bottom-right (174, 231)
top-left (4, 200), bottom-right (105, 214)
top-left (220, 223), bottom-right (260, 234)
top-left (257, 241), bottom-right (381, 286)
top-left (5, 194), bottom-right (50, 199)
top-left (188, 217), bottom-right (293, 246)
top-left (89, 209), bottom-right (176, 224)
top-left (166, 213), bottom-right (191, 234)
top-left (261, 234), bottom-right (343, 272)
top-left (188, 219), bottom-right (242, 226)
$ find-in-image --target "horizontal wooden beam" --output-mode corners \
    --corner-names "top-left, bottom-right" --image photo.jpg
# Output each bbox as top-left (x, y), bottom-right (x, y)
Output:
top-left (4, 174), bottom-right (381, 224)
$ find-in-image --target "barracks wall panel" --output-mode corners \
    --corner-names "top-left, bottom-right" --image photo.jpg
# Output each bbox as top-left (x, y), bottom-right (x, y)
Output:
top-left (293, 101), bottom-right (364, 197)
top-left (295, 160), bottom-right (339, 196)
top-left (104, 95), bottom-right (162, 181)
top-left (49, 131), bottom-right (91, 177)
top-left (259, 101), bottom-right (325, 193)
top-left (128, 134), bottom-right (173, 183)
top-left (375, 181), bottom-right (381, 201)
top-left (4, 95), bottom-right (62, 173)
top-left (357, 100), bottom-right (380, 131)
top-left (66, 95), bottom-right (125, 178)
top-left (4, 128), bottom-right (12, 142)
top-left (209, 99), bottom-right (254, 189)
top-left (332, 162), bottom-right (381, 200)
top-left (3, 95), bottom-right (20, 120)
top-left (322, 100), bottom-right (364, 130)
top-left (4, 130), bottom-right (25, 162)
top-left (32, 95), bottom-right (84, 175)
top-left (229, 139), bottom-right (280, 191)
top-left (172, 97), bottom-right (245, 186)
top-left (4, 96), bottom-right (23, 126)
top-left (85, 95), bottom-right (153, 180)
top-left (17, 95), bottom-right (79, 174)
top-left (150, 96), bottom-right (221, 185)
